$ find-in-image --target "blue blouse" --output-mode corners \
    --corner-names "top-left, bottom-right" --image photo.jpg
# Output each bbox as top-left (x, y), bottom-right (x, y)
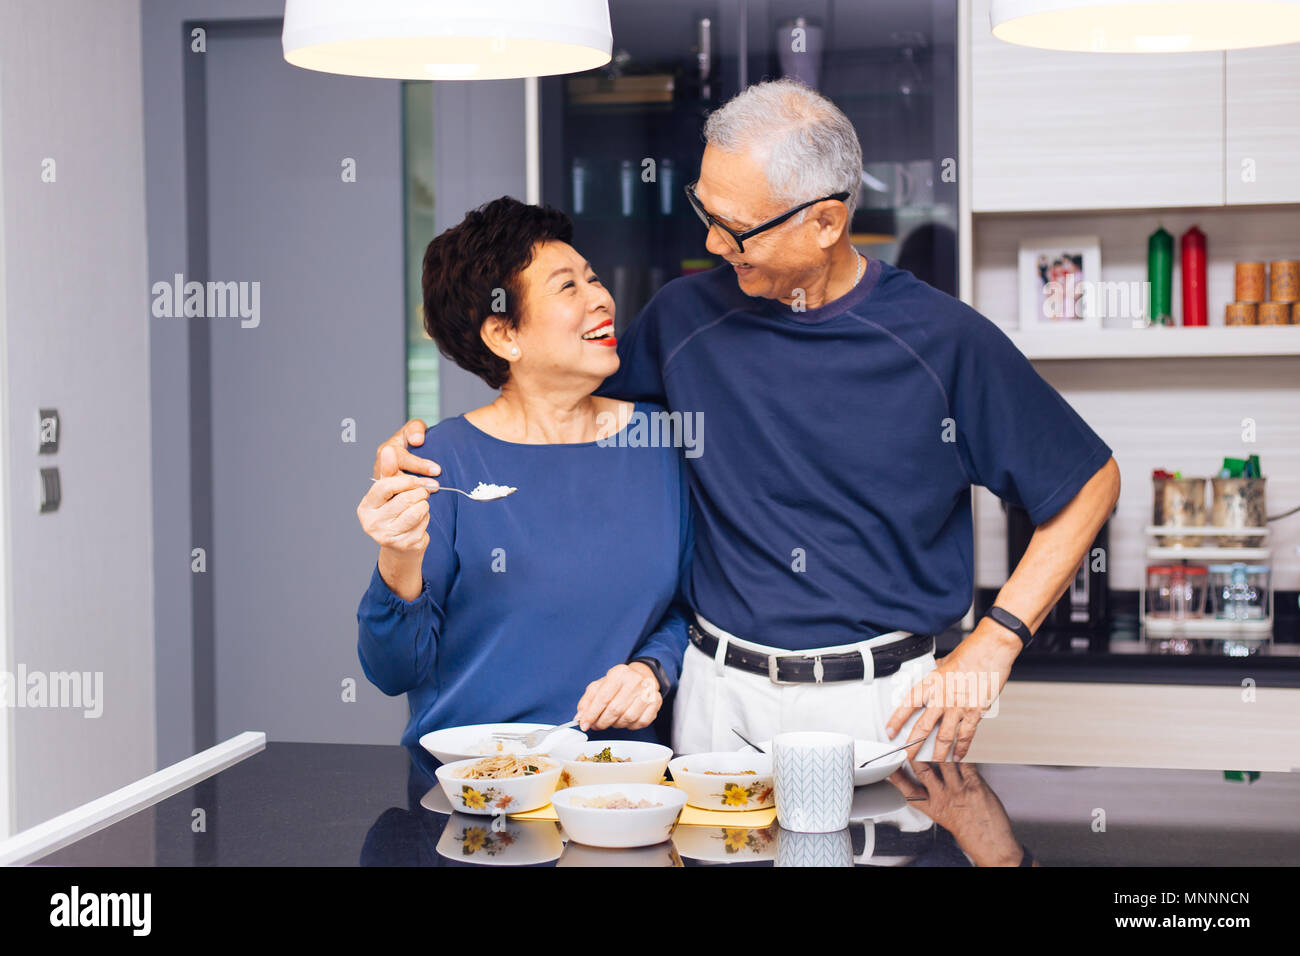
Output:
top-left (357, 401), bottom-right (692, 773)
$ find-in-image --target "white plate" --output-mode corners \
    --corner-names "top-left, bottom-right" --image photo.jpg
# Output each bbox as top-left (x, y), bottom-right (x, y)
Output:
top-left (419, 722), bottom-right (588, 765)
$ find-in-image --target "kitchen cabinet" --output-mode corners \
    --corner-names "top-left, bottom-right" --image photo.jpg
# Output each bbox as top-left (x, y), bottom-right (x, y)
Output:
top-left (970, 0), bottom-right (1224, 212)
top-left (1226, 43), bottom-right (1300, 205)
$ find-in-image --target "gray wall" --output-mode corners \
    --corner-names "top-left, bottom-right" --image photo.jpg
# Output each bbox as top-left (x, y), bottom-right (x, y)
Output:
top-left (144, 2), bottom-right (527, 768)
top-left (1, 0), bottom-right (155, 832)
top-left (431, 80), bottom-right (526, 417)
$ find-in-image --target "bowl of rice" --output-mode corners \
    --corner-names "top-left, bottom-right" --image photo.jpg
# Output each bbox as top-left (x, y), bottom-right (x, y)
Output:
top-left (434, 753), bottom-right (563, 815)
top-left (547, 739), bottom-right (673, 789)
top-left (551, 783), bottom-right (687, 848)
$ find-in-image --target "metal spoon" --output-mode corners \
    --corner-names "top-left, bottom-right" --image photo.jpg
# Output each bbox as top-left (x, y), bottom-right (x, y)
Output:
top-left (369, 477), bottom-right (516, 501)
top-left (732, 728), bottom-right (765, 753)
top-left (858, 736), bottom-right (929, 768)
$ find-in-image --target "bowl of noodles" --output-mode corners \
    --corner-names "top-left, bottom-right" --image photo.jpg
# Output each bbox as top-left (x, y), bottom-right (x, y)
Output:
top-left (547, 739), bottom-right (673, 789)
top-left (419, 722), bottom-right (588, 765)
top-left (434, 753), bottom-right (563, 816)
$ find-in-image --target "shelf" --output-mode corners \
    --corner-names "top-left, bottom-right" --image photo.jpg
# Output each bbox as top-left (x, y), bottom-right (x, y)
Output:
top-left (1146, 546), bottom-right (1271, 561)
top-left (1006, 325), bottom-right (1300, 360)
top-left (1143, 618), bottom-right (1273, 637)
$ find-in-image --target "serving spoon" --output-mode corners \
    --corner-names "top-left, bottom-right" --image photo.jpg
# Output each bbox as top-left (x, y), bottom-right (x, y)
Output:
top-left (369, 476), bottom-right (516, 501)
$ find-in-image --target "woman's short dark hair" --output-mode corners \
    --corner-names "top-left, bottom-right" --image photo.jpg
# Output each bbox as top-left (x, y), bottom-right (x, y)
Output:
top-left (422, 196), bottom-right (574, 389)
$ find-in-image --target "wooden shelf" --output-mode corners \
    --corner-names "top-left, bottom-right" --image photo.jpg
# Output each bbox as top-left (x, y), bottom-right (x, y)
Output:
top-left (1007, 325), bottom-right (1300, 360)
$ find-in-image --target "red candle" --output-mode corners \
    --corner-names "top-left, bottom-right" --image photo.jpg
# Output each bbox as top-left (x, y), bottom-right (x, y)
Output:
top-left (1181, 225), bottom-right (1207, 327)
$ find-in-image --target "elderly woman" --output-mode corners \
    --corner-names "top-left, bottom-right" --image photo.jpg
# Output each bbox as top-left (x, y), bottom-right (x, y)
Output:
top-left (356, 197), bottom-right (691, 776)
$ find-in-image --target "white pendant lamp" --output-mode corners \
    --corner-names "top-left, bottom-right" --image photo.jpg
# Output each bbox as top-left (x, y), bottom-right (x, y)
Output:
top-left (282, 0), bottom-right (612, 80)
top-left (991, 0), bottom-right (1300, 52)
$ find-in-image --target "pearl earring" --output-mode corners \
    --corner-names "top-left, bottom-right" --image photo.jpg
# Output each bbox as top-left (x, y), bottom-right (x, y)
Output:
top-left (510, 347), bottom-right (519, 356)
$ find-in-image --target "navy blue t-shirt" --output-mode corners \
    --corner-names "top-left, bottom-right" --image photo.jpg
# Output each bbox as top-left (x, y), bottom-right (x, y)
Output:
top-left (595, 258), bottom-right (1112, 648)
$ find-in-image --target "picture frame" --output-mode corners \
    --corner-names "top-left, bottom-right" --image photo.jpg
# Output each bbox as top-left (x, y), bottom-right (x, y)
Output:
top-left (1017, 235), bottom-right (1102, 330)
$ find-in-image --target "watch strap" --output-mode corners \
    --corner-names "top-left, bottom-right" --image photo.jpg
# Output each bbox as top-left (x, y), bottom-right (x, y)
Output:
top-left (986, 605), bottom-right (1035, 649)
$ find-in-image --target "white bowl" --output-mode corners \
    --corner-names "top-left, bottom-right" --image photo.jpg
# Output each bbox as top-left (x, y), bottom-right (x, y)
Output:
top-left (668, 752), bottom-right (775, 811)
top-left (434, 755), bottom-right (562, 816)
top-left (752, 738), bottom-right (908, 787)
top-left (673, 822), bottom-right (779, 863)
top-left (419, 722), bottom-right (588, 765)
top-left (550, 784), bottom-right (686, 848)
top-left (435, 812), bottom-right (564, 866)
top-left (555, 842), bottom-right (681, 867)
top-left (548, 739), bottom-right (673, 789)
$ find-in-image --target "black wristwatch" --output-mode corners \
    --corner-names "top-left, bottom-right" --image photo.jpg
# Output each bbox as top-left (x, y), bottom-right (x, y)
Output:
top-left (629, 657), bottom-right (670, 697)
top-left (985, 605), bottom-right (1035, 649)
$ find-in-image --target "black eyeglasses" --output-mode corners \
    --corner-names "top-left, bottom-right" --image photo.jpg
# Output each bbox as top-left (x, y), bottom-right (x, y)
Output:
top-left (683, 180), bottom-right (850, 253)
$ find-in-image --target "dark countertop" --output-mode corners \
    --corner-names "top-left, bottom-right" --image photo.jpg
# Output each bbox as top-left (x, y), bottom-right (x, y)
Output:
top-left (32, 742), bottom-right (1300, 867)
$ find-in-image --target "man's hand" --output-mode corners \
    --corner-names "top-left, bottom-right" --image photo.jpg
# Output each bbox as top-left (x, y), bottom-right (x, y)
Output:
top-left (574, 662), bottom-right (662, 732)
top-left (884, 621), bottom-right (1021, 762)
top-left (373, 419), bottom-right (439, 480)
top-left (887, 761), bottom-right (1028, 866)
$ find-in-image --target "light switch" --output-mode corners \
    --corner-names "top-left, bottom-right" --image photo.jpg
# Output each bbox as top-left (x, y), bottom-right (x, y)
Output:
top-left (38, 408), bottom-right (59, 454)
top-left (39, 467), bottom-right (60, 513)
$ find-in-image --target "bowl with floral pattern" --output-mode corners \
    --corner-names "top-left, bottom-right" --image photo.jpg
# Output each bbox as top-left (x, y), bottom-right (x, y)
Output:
top-left (667, 752), bottom-right (775, 811)
top-left (435, 812), bottom-right (564, 866)
top-left (434, 754), bottom-right (563, 816)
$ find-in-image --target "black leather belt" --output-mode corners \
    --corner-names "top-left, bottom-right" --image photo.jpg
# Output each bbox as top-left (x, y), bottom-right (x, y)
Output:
top-left (688, 621), bottom-right (933, 684)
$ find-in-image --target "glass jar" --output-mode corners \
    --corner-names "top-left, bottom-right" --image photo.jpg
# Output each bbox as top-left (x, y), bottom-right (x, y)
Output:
top-left (1209, 563), bottom-right (1269, 620)
top-left (1153, 477), bottom-right (1206, 546)
top-left (1147, 564), bottom-right (1207, 619)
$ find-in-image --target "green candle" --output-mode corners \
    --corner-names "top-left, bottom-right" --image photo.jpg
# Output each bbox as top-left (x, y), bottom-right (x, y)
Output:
top-left (1148, 226), bottom-right (1173, 325)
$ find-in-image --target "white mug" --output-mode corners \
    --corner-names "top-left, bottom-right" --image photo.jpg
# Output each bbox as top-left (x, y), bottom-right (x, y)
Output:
top-left (773, 731), bottom-right (854, 833)
top-left (775, 826), bottom-right (853, 867)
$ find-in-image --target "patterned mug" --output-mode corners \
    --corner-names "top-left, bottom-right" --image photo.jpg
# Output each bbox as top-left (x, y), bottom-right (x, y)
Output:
top-left (773, 731), bottom-right (855, 833)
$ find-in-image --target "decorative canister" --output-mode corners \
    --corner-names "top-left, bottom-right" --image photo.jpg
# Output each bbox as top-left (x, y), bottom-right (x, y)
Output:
top-left (1234, 262), bottom-right (1266, 303)
top-left (1269, 260), bottom-right (1299, 302)
top-left (1153, 477), bottom-right (1206, 546)
top-left (1224, 302), bottom-right (1257, 326)
top-left (1257, 301), bottom-right (1290, 325)
top-left (1210, 477), bottom-right (1267, 547)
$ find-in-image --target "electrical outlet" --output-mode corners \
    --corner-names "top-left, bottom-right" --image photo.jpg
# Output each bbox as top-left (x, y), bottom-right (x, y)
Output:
top-left (39, 467), bottom-right (60, 512)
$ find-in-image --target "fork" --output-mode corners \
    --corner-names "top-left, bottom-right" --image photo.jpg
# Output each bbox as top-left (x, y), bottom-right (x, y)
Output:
top-left (491, 719), bottom-right (580, 749)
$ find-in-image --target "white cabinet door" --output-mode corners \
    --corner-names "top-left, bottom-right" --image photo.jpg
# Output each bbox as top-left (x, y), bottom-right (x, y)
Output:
top-left (1226, 43), bottom-right (1300, 205)
top-left (971, 0), bottom-right (1224, 212)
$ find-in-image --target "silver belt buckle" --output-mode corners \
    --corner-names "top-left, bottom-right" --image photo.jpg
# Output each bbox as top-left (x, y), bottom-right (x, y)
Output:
top-left (767, 653), bottom-right (824, 685)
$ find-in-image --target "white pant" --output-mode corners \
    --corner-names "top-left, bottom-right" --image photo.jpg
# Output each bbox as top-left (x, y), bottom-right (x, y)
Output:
top-left (672, 614), bottom-right (942, 762)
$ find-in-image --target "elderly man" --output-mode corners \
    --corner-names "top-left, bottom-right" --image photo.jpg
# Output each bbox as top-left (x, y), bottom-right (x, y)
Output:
top-left (377, 79), bottom-right (1120, 763)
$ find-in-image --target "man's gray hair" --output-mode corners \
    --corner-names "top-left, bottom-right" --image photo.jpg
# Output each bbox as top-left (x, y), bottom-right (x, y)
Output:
top-left (703, 78), bottom-right (862, 222)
